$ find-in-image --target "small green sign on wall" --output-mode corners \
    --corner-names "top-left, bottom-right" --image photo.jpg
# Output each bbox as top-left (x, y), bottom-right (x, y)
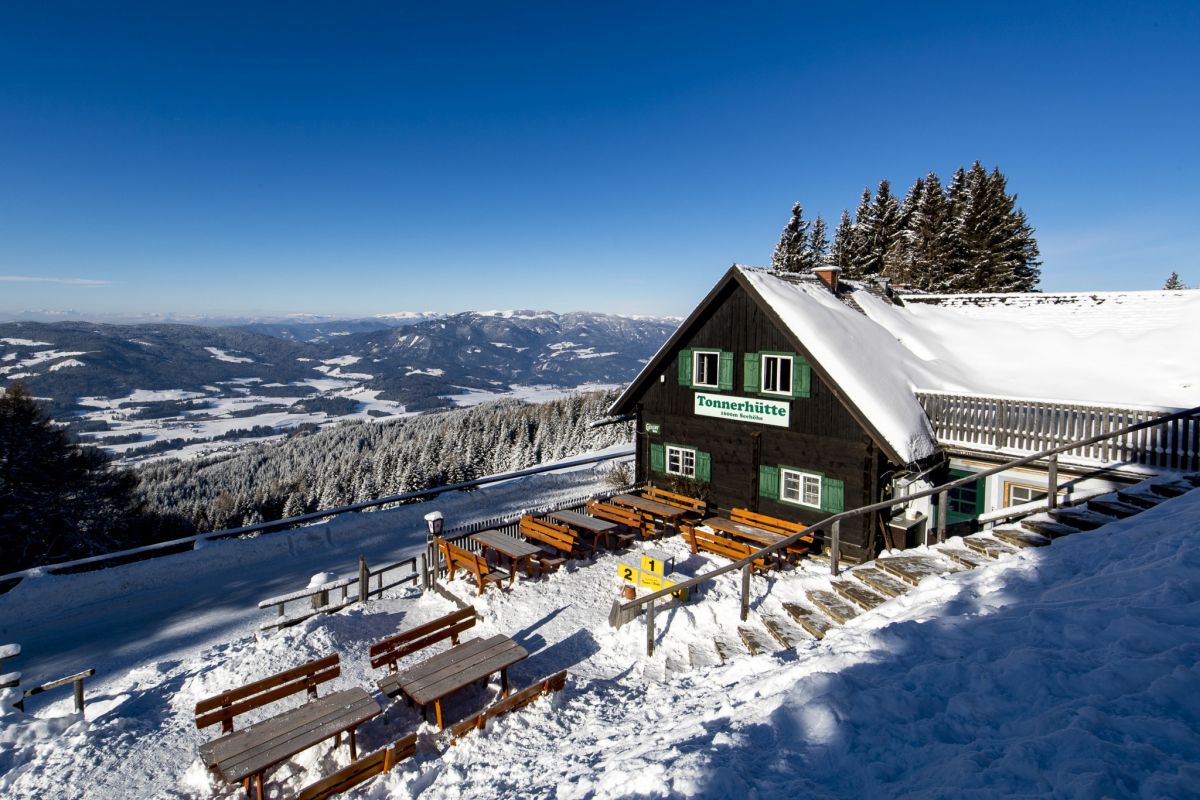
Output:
top-left (645, 422), bottom-right (662, 434)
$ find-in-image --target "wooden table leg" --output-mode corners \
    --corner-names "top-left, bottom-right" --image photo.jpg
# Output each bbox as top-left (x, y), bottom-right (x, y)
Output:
top-left (500, 667), bottom-right (510, 698)
top-left (435, 699), bottom-right (444, 730)
top-left (349, 727), bottom-right (358, 760)
top-left (255, 772), bottom-right (265, 800)
top-left (509, 556), bottom-right (518, 586)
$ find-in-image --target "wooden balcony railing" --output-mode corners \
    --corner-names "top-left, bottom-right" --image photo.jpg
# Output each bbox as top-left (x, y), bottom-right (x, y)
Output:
top-left (914, 390), bottom-right (1199, 472)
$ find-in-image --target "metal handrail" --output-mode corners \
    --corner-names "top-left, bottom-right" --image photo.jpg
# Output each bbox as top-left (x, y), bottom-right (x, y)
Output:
top-left (619, 404), bottom-right (1200, 623)
top-left (0, 446), bottom-right (634, 585)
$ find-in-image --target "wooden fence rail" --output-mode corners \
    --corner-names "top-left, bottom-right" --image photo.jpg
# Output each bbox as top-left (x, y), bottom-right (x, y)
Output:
top-left (14, 668), bottom-right (96, 714)
top-left (915, 391), bottom-right (1199, 471)
top-left (258, 556), bottom-right (419, 631)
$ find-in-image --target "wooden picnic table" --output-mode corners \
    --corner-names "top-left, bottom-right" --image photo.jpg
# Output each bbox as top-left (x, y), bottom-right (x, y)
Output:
top-left (384, 634), bottom-right (529, 730)
top-left (549, 509), bottom-right (620, 549)
top-left (610, 494), bottom-right (689, 533)
top-left (203, 688), bottom-right (381, 800)
top-left (703, 517), bottom-right (788, 567)
top-left (470, 530), bottom-right (543, 584)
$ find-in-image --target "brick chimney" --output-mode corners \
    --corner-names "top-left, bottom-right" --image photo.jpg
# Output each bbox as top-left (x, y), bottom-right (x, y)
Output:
top-left (812, 265), bottom-right (841, 293)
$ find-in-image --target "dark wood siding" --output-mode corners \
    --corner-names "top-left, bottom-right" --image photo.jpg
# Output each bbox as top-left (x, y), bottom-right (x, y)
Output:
top-left (631, 280), bottom-right (889, 560)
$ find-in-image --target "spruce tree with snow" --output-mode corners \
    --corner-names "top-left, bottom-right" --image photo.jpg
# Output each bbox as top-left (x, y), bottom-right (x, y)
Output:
top-left (830, 209), bottom-right (855, 272)
top-left (770, 202), bottom-right (812, 273)
top-left (945, 163), bottom-right (1040, 292)
top-left (854, 180), bottom-right (903, 278)
top-left (1164, 272), bottom-right (1187, 290)
top-left (883, 177), bottom-right (925, 285)
top-left (809, 216), bottom-right (830, 267)
top-left (841, 189), bottom-right (874, 278)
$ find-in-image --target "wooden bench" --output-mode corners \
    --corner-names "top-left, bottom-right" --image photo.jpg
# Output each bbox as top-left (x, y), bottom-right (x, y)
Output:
top-left (295, 733), bottom-right (417, 800)
top-left (731, 508), bottom-right (814, 557)
top-left (436, 537), bottom-right (510, 596)
top-left (519, 516), bottom-right (590, 560)
top-left (449, 670), bottom-right (568, 744)
top-left (369, 607), bottom-right (477, 673)
top-left (586, 500), bottom-right (646, 543)
top-left (195, 655), bottom-right (381, 800)
top-left (683, 526), bottom-right (769, 573)
top-left (644, 486), bottom-right (709, 519)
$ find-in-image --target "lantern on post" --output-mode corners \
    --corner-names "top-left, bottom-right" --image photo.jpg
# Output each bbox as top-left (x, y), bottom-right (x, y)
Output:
top-left (424, 510), bottom-right (444, 540)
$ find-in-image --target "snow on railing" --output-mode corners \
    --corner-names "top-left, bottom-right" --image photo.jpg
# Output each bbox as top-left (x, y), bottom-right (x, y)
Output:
top-left (258, 555), bottom-right (419, 631)
top-left (0, 446), bottom-right (634, 587)
top-left (915, 391), bottom-right (1199, 471)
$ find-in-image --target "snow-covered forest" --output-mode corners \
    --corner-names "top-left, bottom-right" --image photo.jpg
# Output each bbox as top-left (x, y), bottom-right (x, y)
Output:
top-left (772, 161), bottom-right (1041, 292)
top-left (135, 390), bottom-right (631, 532)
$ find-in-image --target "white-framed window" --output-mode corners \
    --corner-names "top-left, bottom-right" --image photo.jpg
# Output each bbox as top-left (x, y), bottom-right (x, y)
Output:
top-left (666, 445), bottom-right (696, 478)
top-left (1006, 482), bottom-right (1048, 507)
top-left (761, 354), bottom-right (793, 395)
top-left (692, 350), bottom-right (720, 389)
top-left (780, 467), bottom-right (821, 508)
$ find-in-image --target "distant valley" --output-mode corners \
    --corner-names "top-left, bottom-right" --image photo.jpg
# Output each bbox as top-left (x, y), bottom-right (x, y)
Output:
top-left (0, 311), bottom-right (676, 463)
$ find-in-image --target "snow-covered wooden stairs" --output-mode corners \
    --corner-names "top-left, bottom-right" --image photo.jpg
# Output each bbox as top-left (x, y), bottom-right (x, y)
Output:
top-left (732, 474), bottom-right (1199, 650)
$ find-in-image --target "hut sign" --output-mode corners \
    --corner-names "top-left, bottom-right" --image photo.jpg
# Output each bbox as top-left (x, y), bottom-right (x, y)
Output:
top-left (693, 392), bottom-right (790, 427)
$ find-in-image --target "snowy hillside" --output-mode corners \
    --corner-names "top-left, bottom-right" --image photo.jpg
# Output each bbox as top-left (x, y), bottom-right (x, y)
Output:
top-left (2, 467), bottom-right (1198, 798)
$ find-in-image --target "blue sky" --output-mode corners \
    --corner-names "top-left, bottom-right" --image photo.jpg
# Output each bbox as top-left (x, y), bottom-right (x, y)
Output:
top-left (1, 1), bottom-right (1197, 319)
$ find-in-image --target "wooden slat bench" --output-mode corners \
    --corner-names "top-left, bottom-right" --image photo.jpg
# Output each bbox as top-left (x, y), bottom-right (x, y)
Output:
top-left (295, 733), bottom-right (417, 800)
top-left (731, 508), bottom-right (814, 558)
top-left (436, 537), bottom-right (510, 596)
top-left (519, 516), bottom-right (590, 560)
top-left (586, 500), bottom-right (647, 543)
top-left (369, 607), bottom-right (477, 673)
top-left (683, 526), bottom-right (769, 573)
top-left (643, 486), bottom-right (709, 519)
top-left (449, 670), bottom-right (568, 743)
top-left (195, 654), bottom-right (381, 800)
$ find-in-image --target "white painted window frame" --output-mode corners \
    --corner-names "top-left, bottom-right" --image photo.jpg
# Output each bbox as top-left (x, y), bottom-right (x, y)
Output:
top-left (666, 445), bottom-right (697, 478)
top-left (780, 467), bottom-right (821, 508)
top-left (761, 353), bottom-right (793, 396)
top-left (692, 350), bottom-right (720, 389)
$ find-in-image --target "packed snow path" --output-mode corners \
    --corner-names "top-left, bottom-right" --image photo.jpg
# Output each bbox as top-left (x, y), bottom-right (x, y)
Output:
top-left (3, 477), bottom-right (1200, 797)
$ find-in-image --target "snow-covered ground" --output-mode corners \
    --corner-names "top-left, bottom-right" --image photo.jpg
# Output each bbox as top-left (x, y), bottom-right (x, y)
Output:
top-left (2, 473), bottom-right (1199, 798)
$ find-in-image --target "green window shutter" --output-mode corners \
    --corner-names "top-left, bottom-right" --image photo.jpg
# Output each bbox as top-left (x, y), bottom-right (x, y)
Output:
top-left (758, 465), bottom-right (780, 498)
top-left (743, 352), bottom-right (760, 393)
top-left (717, 352), bottom-right (734, 390)
top-left (821, 476), bottom-right (844, 512)
top-left (649, 443), bottom-right (665, 473)
top-left (677, 349), bottom-right (694, 387)
top-left (793, 358), bottom-right (812, 399)
top-left (695, 450), bottom-right (711, 482)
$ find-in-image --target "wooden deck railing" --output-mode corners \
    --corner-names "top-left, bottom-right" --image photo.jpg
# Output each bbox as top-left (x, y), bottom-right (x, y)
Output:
top-left (915, 390), bottom-right (1199, 471)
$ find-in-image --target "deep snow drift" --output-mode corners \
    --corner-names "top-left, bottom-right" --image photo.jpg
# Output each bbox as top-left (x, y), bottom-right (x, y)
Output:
top-left (2, 479), bottom-right (1200, 798)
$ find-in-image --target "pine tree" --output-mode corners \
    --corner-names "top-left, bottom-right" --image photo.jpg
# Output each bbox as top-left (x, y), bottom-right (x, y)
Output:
top-left (0, 383), bottom-right (152, 571)
top-left (830, 209), bottom-right (854, 271)
top-left (1164, 272), bottom-right (1186, 290)
top-left (841, 188), bottom-right (874, 278)
top-left (944, 163), bottom-right (1040, 292)
top-left (809, 216), bottom-right (829, 267)
top-left (883, 177), bottom-right (924, 285)
top-left (771, 202), bottom-right (812, 273)
top-left (855, 180), bottom-right (903, 278)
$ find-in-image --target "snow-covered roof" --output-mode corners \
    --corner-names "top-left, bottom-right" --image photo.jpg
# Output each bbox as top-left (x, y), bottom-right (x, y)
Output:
top-left (860, 289), bottom-right (1200, 410)
top-left (738, 268), bottom-right (939, 464)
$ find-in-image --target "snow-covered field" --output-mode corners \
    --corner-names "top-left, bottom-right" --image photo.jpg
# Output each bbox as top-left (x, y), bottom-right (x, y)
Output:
top-left (2, 473), bottom-right (1199, 798)
top-left (74, 383), bottom-right (615, 465)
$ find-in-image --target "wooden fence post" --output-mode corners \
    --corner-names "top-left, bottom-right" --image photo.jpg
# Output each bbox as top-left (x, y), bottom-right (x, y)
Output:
top-left (936, 490), bottom-right (948, 545)
top-left (1047, 455), bottom-right (1058, 510)
top-left (740, 563), bottom-right (751, 621)
top-left (646, 597), bottom-right (655, 657)
top-left (830, 520), bottom-right (841, 577)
